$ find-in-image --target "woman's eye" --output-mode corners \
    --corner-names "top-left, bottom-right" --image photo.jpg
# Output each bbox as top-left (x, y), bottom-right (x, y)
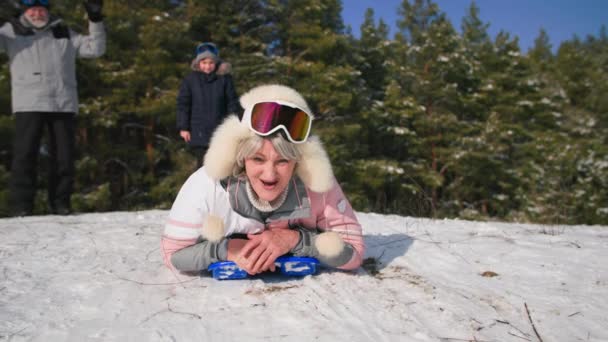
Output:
top-left (277, 159), bottom-right (289, 165)
top-left (253, 157), bottom-right (264, 162)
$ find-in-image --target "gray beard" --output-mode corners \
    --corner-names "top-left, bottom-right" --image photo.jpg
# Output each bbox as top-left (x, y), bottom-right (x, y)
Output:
top-left (20, 14), bottom-right (50, 30)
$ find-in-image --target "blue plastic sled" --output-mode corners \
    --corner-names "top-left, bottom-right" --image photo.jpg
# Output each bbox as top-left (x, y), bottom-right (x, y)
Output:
top-left (207, 256), bottom-right (320, 280)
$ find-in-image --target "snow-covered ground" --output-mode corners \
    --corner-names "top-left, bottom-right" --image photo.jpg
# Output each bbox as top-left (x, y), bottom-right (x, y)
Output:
top-left (1, 210), bottom-right (607, 342)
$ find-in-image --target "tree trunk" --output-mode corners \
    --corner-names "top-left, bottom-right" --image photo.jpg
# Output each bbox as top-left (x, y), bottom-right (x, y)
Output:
top-left (145, 117), bottom-right (155, 176)
top-left (426, 100), bottom-right (438, 215)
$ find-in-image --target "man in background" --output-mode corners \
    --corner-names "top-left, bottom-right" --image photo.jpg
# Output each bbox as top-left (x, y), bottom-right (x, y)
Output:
top-left (0, 0), bottom-right (106, 216)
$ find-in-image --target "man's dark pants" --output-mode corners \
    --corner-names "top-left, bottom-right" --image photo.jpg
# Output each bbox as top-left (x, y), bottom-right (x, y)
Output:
top-left (9, 112), bottom-right (75, 214)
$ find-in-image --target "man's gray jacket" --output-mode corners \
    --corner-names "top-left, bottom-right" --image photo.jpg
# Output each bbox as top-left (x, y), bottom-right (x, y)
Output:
top-left (0, 19), bottom-right (106, 114)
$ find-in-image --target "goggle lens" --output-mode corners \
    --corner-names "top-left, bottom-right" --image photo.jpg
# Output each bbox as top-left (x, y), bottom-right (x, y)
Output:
top-left (250, 102), bottom-right (312, 143)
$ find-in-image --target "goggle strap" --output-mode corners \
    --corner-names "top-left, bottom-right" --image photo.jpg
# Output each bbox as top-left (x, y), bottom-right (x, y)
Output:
top-left (252, 125), bottom-right (305, 144)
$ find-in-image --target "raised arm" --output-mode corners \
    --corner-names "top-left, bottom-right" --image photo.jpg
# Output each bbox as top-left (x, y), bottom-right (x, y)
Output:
top-left (72, 0), bottom-right (106, 58)
top-left (1, 2), bottom-right (20, 54)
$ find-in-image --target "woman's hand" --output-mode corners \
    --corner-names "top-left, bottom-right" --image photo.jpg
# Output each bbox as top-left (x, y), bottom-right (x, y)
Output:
top-left (179, 130), bottom-right (191, 142)
top-left (232, 229), bottom-right (300, 275)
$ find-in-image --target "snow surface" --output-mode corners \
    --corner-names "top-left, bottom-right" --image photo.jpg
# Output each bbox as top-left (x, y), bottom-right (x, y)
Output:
top-left (1, 210), bottom-right (607, 342)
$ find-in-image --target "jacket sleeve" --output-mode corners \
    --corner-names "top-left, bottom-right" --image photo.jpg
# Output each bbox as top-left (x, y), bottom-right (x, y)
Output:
top-left (161, 169), bottom-right (215, 270)
top-left (176, 76), bottom-right (192, 131)
top-left (224, 74), bottom-right (241, 116)
top-left (72, 21), bottom-right (106, 58)
top-left (169, 237), bottom-right (228, 272)
top-left (0, 23), bottom-right (12, 53)
top-left (295, 181), bottom-right (365, 270)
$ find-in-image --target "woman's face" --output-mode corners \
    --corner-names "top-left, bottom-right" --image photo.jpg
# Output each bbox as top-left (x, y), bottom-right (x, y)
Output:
top-left (245, 139), bottom-right (296, 202)
top-left (198, 58), bottom-right (216, 74)
top-left (24, 6), bottom-right (49, 28)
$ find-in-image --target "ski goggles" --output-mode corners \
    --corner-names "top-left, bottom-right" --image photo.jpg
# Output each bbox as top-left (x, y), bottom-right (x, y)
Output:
top-left (195, 42), bottom-right (219, 57)
top-left (245, 101), bottom-right (313, 144)
top-left (21, 0), bottom-right (49, 6)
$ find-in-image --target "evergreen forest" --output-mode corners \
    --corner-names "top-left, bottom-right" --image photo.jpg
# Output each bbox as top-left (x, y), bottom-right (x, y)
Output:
top-left (1, 0), bottom-right (607, 225)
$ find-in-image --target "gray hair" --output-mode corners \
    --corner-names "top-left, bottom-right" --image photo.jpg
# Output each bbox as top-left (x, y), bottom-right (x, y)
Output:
top-left (233, 133), bottom-right (302, 177)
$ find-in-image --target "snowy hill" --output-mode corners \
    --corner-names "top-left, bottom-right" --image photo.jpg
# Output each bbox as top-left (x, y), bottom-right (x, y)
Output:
top-left (1, 210), bottom-right (607, 341)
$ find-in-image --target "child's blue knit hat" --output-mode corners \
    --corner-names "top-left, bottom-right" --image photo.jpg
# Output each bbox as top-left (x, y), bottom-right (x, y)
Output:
top-left (193, 42), bottom-right (219, 64)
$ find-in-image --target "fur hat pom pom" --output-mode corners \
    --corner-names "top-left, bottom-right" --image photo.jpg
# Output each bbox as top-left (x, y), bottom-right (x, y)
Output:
top-left (315, 231), bottom-right (345, 258)
top-left (202, 214), bottom-right (225, 242)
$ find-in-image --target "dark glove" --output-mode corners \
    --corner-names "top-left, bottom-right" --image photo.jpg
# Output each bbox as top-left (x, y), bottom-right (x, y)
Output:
top-left (83, 0), bottom-right (103, 22)
top-left (0, 0), bottom-right (22, 26)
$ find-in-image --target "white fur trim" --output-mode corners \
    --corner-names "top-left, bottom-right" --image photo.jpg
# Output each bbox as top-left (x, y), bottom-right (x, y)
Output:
top-left (202, 214), bottom-right (225, 242)
top-left (315, 232), bottom-right (345, 258)
top-left (240, 84), bottom-right (313, 116)
top-left (296, 136), bottom-right (334, 192)
top-left (216, 62), bottom-right (232, 75)
top-left (204, 116), bottom-right (253, 180)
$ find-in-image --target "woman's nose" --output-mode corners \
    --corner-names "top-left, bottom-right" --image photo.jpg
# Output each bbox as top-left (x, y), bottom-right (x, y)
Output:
top-left (261, 163), bottom-right (277, 179)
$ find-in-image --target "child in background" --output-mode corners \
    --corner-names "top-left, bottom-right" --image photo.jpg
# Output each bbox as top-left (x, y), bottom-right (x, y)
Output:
top-left (176, 42), bottom-right (241, 168)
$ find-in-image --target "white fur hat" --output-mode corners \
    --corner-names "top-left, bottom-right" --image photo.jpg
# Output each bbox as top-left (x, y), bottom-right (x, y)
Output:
top-left (204, 84), bottom-right (334, 193)
top-left (240, 84), bottom-right (313, 120)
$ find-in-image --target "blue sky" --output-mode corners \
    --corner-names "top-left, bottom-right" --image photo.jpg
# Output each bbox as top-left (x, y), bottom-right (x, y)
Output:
top-left (342, 0), bottom-right (608, 52)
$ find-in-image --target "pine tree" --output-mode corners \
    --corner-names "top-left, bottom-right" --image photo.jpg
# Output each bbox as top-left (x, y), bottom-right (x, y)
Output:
top-left (584, 25), bottom-right (608, 130)
top-left (266, 0), bottom-right (360, 118)
top-left (352, 0), bottom-right (474, 216)
top-left (356, 8), bottom-right (390, 101)
top-left (538, 28), bottom-right (608, 224)
top-left (528, 28), bottom-right (553, 72)
top-left (461, 1), bottom-right (489, 47)
top-left (554, 38), bottom-right (593, 108)
top-left (396, 0), bottom-right (440, 45)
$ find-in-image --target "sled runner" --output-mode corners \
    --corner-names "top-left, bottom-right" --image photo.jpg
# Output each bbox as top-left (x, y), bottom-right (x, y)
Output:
top-left (207, 256), bottom-right (320, 280)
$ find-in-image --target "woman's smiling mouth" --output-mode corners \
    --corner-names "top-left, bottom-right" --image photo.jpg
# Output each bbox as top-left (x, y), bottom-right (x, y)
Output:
top-left (261, 180), bottom-right (278, 189)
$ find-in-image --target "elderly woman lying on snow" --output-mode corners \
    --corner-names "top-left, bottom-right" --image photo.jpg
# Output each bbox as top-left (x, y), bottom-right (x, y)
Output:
top-left (161, 84), bottom-right (365, 276)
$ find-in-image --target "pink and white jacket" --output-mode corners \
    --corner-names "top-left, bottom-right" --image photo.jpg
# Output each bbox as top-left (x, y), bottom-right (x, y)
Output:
top-left (161, 166), bottom-right (365, 271)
